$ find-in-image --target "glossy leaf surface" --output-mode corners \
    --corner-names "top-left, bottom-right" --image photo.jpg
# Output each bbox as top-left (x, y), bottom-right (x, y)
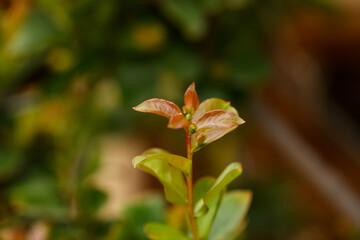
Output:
top-left (142, 148), bottom-right (169, 156)
top-left (209, 190), bottom-right (252, 240)
top-left (191, 125), bottom-right (239, 153)
top-left (190, 100), bottom-right (244, 152)
top-left (192, 98), bottom-right (239, 121)
top-left (193, 177), bottom-right (216, 205)
top-left (133, 98), bottom-right (182, 119)
top-left (132, 148), bottom-right (188, 205)
top-left (194, 177), bottom-right (224, 239)
top-left (133, 151), bottom-right (192, 175)
top-left (144, 222), bottom-right (191, 240)
top-left (195, 162), bottom-right (242, 216)
top-left (195, 110), bottom-right (244, 130)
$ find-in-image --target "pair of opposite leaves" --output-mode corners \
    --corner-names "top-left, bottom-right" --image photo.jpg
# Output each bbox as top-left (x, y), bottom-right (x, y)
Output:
top-left (133, 82), bottom-right (245, 153)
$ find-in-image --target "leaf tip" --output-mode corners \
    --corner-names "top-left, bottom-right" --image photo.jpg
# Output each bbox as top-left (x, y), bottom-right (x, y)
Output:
top-left (189, 81), bottom-right (196, 89)
top-left (184, 82), bottom-right (199, 112)
top-left (234, 162), bottom-right (243, 171)
top-left (131, 157), bottom-right (138, 168)
top-left (239, 118), bottom-right (245, 125)
top-left (132, 104), bottom-right (142, 112)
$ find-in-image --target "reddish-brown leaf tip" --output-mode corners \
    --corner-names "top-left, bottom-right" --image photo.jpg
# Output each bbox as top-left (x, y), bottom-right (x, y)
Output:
top-left (133, 98), bottom-right (182, 119)
top-left (184, 82), bottom-right (199, 112)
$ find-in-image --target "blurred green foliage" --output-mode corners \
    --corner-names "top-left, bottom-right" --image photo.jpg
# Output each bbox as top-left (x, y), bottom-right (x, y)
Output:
top-left (0, 0), bottom-right (332, 239)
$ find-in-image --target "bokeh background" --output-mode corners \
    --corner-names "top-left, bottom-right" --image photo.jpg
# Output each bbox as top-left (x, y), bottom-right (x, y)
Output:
top-left (1, 0), bottom-right (360, 239)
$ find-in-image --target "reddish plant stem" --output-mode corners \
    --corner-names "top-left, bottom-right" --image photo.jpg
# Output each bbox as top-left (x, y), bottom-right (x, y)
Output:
top-left (185, 129), bottom-right (198, 240)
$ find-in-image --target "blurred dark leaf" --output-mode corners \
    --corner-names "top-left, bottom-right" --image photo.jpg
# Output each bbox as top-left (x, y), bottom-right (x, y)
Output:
top-left (78, 185), bottom-right (107, 218)
top-left (230, 51), bottom-right (270, 88)
top-left (0, 150), bottom-right (24, 181)
top-left (6, 10), bottom-right (60, 57)
top-left (79, 144), bottom-right (101, 180)
top-left (156, 0), bottom-right (206, 39)
top-left (8, 173), bottom-right (67, 218)
top-left (116, 194), bottom-right (165, 240)
top-left (159, 48), bottom-right (203, 84)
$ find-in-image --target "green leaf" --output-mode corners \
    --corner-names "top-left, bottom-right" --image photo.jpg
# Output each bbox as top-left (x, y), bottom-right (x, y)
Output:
top-left (193, 177), bottom-right (216, 205)
top-left (132, 148), bottom-right (188, 205)
top-left (194, 177), bottom-right (224, 239)
top-left (143, 148), bottom-right (169, 156)
top-left (133, 151), bottom-right (191, 175)
top-left (144, 222), bottom-right (191, 240)
top-left (209, 190), bottom-right (252, 240)
top-left (195, 162), bottom-right (242, 216)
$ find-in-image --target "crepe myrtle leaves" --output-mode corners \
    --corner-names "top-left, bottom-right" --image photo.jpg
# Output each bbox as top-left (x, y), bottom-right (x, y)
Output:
top-left (133, 82), bottom-right (245, 152)
top-left (132, 82), bottom-right (251, 240)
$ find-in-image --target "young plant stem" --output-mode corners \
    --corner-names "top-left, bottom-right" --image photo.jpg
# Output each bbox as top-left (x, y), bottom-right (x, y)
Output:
top-left (185, 130), bottom-right (198, 240)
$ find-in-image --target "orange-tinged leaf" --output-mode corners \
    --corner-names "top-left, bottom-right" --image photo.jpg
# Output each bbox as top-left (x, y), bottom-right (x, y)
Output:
top-left (190, 101), bottom-right (245, 152)
top-left (168, 113), bottom-right (190, 129)
top-left (194, 110), bottom-right (245, 130)
top-left (191, 126), bottom-right (238, 153)
top-left (183, 82), bottom-right (199, 112)
top-left (133, 98), bottom-right (182, 119)
top-left (193, 98), bottom-right (238, 121)
top-left (203, 126), bottom-right (238, 144)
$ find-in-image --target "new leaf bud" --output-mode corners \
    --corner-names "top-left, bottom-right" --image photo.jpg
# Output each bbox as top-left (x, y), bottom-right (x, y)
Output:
top-left (189, 124), bottom-right (197, 134)
top-left (196, 132), bottom-right (207, 145)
